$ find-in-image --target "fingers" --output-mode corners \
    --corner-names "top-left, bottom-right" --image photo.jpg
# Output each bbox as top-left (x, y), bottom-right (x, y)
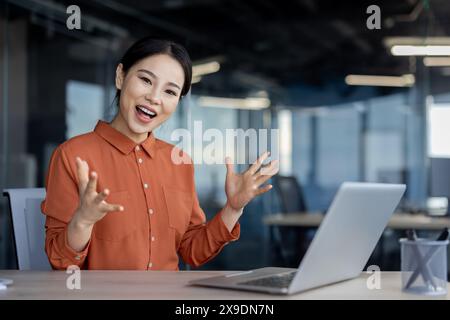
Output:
top-left (93, 188), bottom-right (109, 205)
top-left (225, 157), bottom-right (234, 176)
top-left (254, 160), bottom-right (280, 185)
top-left (100, 201), bottom-right (124, 213)
top-left (247, 151), bottom-right (270, 175)
top-left (252, 158), bottom-right (278, 197)
top-left (85, 171), bottom-right (98, 195)
top-left (255, 172), bottom-right (274, 187)
top-left (94, 188), bottom-right (124, 212)
top-left (76, 157), bottom-right (89, 195)
top-left (254, 184), bottom-right (273, 196)
top-left (258, 159), bottom-right (280, 177)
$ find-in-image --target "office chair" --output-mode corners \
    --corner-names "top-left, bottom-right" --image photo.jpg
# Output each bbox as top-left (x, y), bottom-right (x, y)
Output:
top-left (271, 175), bottom-right (311, 267)
top-left (273, 175), bottom-right (307, 213)
top-left (3, 188), bottom-right (51, 270)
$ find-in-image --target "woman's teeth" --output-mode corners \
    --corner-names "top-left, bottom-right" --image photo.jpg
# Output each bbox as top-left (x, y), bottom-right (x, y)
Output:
top-left (136, 105), bottom-right (156, 118)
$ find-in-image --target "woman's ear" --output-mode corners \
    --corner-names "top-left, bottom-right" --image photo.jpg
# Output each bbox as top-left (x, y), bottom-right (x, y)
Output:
top-left (115, 63), bottom-right (124, 90)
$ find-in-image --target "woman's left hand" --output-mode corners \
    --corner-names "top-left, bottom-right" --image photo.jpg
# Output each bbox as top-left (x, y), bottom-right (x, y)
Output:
top-left (224, 152), bottom-right (279, 211)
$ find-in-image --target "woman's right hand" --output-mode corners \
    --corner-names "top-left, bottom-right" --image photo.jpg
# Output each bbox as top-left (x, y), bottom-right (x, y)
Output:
top-left (73, 157), bottom-right (124, 228)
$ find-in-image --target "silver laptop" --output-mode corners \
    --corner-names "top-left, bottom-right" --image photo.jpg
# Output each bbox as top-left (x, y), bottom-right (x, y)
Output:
top-left (189, 182), bottom-right (406, 295)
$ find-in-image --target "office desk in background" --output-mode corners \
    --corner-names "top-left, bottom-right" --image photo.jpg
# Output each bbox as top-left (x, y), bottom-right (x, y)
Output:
top-left (263, 213), bottom-right (450, 230)
top-left (263, 213), bottom-right (450, 268)
top-left (0, 270), bottom-right (448, 300)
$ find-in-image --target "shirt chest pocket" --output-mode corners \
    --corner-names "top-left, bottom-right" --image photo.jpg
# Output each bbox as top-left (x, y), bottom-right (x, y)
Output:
top-left (163, 185), bottom-right (193, 235)
top-left (93, 191), bottom-right (137, 241)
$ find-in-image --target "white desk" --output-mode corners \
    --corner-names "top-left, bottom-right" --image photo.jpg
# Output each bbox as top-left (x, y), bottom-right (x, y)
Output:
top-left (0, 270), bottom-right (448, 300)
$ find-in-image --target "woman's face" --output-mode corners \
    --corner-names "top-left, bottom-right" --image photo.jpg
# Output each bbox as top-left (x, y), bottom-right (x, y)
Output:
top-left (114, 53), bottom-right (185, 142)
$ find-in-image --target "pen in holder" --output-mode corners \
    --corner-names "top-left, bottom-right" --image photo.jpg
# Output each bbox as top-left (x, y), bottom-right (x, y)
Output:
top-left (399, 229), bottom-right (449, 296)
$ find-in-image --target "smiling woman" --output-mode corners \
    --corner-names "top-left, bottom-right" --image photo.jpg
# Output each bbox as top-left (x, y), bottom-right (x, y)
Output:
top-left (41, 37), bottom-right (278, 270)
top-left (111, 38), bottom-right (191, 143)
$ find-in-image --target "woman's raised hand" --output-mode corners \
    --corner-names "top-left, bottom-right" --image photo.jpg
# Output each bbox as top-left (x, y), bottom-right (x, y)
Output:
top-left (224, 152), bottom-right (279, 211)
top-left (73, 157), bottom-right (124, 227)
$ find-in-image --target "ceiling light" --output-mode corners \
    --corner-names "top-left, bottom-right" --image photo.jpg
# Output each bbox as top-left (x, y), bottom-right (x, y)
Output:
top-left (345, 74), bottom-right (415, 87)
top-left (423, 57), bottom-right (450, 67)
top-left (197, 96), bottom-right (271, 110)
top-left (191, 76), bottom-right (202, 84)
top-left (391, 45), bottom-right (450, 56)
top-left (192, 61), bottom-right (220, 77)
top-left (384, 37), bottom-right (450, 47)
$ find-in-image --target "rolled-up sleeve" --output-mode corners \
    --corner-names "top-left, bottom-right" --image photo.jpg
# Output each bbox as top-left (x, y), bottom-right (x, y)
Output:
top-left (41, 145), bottom-right (90, 270)
top-left (178, 164), bottom-right (240, 268)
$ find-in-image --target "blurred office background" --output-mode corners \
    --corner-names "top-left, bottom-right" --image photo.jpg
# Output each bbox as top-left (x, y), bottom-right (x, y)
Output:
top-left (1, 0), bottom-right (450, 271)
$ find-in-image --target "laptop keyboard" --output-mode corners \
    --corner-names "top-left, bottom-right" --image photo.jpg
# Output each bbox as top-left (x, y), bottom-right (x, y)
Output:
top-left (237, 271), bottom-right (297, 288)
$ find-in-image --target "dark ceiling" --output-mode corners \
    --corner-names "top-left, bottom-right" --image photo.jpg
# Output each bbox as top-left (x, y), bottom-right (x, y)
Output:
top-left (9, 0), bottom-right (450, 97)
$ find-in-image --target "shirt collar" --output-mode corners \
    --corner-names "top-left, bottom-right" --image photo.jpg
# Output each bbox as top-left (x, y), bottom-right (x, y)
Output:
top-left (94, 120), bottom-right (157, 158)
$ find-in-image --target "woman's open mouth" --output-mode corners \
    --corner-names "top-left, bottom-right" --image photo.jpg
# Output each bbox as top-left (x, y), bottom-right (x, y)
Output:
top-left (135, 105), bottom-right (157, 123)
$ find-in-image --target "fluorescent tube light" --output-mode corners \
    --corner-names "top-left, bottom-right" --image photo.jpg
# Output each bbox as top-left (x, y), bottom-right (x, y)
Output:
top-left (192, 61), bottom-right (220, 77)
top-left (391, 45), bottom-right (450, 56)
top-left (191, 76), bottom-right (202, 84)
top-left (384, 37), bottom-right (450, 48)
top-left (197, 96), bottom-right (271, 110)
top-left (345, 74), bottom-right (415, 87)
top-left (423, 57), bottom-right (450, 66)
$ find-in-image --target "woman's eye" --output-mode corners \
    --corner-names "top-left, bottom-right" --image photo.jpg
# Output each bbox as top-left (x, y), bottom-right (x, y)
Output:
top-left (166, 90), bottom-right (177, 96)
top-left (140, 77), bottom-right (152, 85)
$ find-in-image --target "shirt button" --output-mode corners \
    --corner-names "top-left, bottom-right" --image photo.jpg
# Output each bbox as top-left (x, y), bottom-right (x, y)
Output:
top-left (75, 255), bottom-right (81, 261)
top-left (151, 236), bottom-right (155, 242)
top-left (144, 183), bottom-right (149, 189)
top-left (138, 158), bottom-right (143, 164)
top-left (148, 208), bottom-right (154, 215)
top-left (135, 146), bottom-right (140, 151)
top-left (148, 262), bottom-right (153, 268)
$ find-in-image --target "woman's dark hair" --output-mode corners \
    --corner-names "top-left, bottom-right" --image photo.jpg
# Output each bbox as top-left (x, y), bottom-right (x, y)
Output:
top-left (115, 37), bottom-right (192, 103)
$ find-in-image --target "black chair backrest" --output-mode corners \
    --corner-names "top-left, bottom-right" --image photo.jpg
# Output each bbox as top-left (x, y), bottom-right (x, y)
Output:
top-left (273, 175), bottom-right (307, 213)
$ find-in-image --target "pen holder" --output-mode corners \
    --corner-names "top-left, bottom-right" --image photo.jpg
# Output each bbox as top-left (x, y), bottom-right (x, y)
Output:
top-left (399, 238), bottom-right (449, 296)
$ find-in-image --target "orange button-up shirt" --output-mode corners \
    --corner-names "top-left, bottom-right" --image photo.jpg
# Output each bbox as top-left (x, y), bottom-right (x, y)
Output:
top-left (41, 120), bottom-right (240, 270)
